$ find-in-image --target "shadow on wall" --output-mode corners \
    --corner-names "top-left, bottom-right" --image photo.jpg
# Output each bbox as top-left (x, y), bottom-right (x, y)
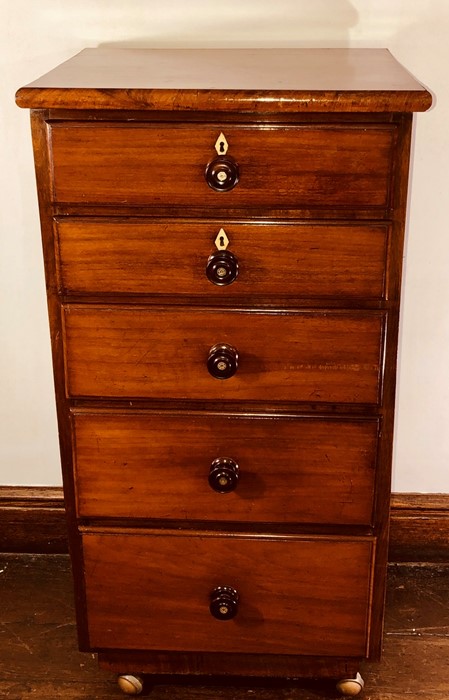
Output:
top-left (97, 0), bottom-right (359, 49)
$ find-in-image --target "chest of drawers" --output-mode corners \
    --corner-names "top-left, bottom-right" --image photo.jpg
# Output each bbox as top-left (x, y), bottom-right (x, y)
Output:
top-left (17, 48), bottom-right (431, 696)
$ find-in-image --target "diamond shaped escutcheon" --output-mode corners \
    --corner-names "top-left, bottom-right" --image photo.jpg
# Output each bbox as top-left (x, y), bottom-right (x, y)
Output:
top-left (214, 228), bottom-right (229, 250)
top-left (215, 132), bottom-right (229, 155)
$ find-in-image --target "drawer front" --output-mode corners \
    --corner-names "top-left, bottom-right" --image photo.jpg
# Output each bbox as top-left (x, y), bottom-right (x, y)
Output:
top-left (63, 307), bottom-right (385, 405)
top-left (73, 412), bottom-right (378, 525)
top-left (50, 123), bottom-right (395, 211)
top-left (57, 219), bottom-right (388, 300)
top-left (83, 531), bottom-right (374, 656)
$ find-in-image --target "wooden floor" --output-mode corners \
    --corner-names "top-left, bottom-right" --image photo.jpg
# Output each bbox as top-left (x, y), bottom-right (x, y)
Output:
top-left (0, 555), bottom-right (448, 699)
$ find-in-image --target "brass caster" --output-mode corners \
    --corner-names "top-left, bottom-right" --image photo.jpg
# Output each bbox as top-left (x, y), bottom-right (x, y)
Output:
top-left (336, 672), bottom-right (365, 696)
top-left (117, 674), bottom-right (144, 695)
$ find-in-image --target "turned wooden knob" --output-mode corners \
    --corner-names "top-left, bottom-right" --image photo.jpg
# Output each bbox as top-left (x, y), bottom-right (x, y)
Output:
top-left (206, 250), bottom-right (239, 286)
top-left (208, 457), bottom-right (239, 493)
top-left (205, 156), bottom-right (239, 192)
top-left (207, 343), bottom-right (238, 379)
top-left (210, 586), bottom-right (239, 620)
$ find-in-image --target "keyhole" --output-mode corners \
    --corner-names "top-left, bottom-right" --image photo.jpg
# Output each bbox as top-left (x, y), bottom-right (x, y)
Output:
top-left (219, 141), bottom-right (225, 153)
top-left (214, 229), bottom-right (229, 250)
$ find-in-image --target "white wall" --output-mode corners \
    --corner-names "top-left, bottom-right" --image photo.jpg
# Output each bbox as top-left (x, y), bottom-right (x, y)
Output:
top-left (1, 0), bottom-right (447, 490)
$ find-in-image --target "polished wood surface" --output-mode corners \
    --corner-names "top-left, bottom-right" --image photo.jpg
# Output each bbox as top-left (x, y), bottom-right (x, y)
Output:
top-left (57, 219), bottom-right (389, 300)
top-left (100, 651), bottom-right (361, 682)
top-left (2, 555), bottom-right (448, 698)
top-left (15, 48), bottom-right (432, 112)
top-left (82, 530), bottom-right (374, 656)
top-left (63, 306), bottom-right (385, 404)
top-left (18, 48), bottom-right (431, 688)
top-left (73, 411), bottom-right (378, 525)
top-left (30, 111), bottom-right (90, 650)
top-left (49, 123), bottom-right (394, 210)
top-left (2, 487), bottom-right (448, 562)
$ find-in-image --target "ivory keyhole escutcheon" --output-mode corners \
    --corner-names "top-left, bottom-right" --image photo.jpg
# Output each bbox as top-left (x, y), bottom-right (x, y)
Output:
top-left (214, 228), bottom-right (229, 250)
top-left (215, 132), bottom-right (229, 155)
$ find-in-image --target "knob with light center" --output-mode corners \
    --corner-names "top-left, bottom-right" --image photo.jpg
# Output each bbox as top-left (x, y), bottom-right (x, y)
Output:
top-left (206, 250), bottom-right (239, 286)
top-left (209, 586), bottom-right (239, 620)
top-left (207, 343), bottom-right (238, 379)
top-left (205, 156), bottom-right (239, 192)
top-left (208, 458), bottom-right (239, 493)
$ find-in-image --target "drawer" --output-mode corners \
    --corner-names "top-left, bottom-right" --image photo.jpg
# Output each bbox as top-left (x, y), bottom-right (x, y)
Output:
top-left (56, 219), bottom-right (388, 300)
top-left (49, 123), bottom-right (395, 211)
top-left (63, 306), bottom-right (385, 405)
top-left (73, 412), bottom-right (378, 525)
top-left (83, 530), bottom-right (374, 656)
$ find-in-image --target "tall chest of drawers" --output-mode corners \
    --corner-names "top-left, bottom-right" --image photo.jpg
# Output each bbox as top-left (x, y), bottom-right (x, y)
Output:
top-left (17, 49), bottom-right (431, 696)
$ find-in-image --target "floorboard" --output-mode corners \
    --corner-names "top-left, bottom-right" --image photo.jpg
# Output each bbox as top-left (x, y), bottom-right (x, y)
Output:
top-left (0, 556), bottom-right (448, 698)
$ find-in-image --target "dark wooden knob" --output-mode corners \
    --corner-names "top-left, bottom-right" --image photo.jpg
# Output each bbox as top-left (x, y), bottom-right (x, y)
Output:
top-left (205, 156), bottom-right (239, 192)
top-left (206, 250), bottom-right (239, 286)
top-left (207, 343), bottom-right (238, 379)
top-left (209, 458), bottom-right (239, 493)
top-left (210, 586), bottom-right (239, 620)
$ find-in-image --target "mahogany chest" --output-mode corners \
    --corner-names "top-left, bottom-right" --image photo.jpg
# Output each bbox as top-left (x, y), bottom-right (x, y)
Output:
top-left (17, 49), bottom-right (431, 696)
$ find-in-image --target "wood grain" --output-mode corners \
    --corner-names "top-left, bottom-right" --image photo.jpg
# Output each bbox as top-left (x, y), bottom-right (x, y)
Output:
top-left (49, 123), bottom-right (395, 210)
top-left (99, 650), bottom-right (360, 680)
top-left (30, 110), bottom-right (90, 650)
top-left (56, 219), bottom-right (389, 300)
top-left (367, 113), bottom-right (414, 660)
top-left (1, 555), bottom-right (448, 698)
top-left (62, 306), bottom-right (385, 405)
top-left (0, 487), bottom-right (66, 554)
top-left (17, 48), bottom-right (432, 685)
top-left (72, 411), bottom-right (378, 525)
top-left (389, 494), bottom-right (449, 562)
top-left (15, 48), bottom-right (432, 113)
top-left (82, 530), bottom-right (374, 656)
top-left (2, 488), bottom-right (448, 563)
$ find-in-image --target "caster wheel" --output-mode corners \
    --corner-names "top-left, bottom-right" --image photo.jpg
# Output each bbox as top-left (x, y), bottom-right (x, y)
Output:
top-left (336, 672), bottom-right (365, 696)
top-left (117, 674), bottom-right (144, 695)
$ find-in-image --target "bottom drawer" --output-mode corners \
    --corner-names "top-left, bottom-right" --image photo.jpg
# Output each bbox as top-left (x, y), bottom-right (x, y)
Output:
top-left (83, 530), bottom-right (374, 657)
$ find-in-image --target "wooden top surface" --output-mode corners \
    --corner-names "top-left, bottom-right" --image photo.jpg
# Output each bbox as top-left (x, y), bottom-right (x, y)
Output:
top-left (16, 48), bottom-right (432, 113)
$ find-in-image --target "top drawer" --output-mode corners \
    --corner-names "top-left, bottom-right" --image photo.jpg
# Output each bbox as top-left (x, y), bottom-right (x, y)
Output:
top-left (49, 123), bottom-right (396, 213)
